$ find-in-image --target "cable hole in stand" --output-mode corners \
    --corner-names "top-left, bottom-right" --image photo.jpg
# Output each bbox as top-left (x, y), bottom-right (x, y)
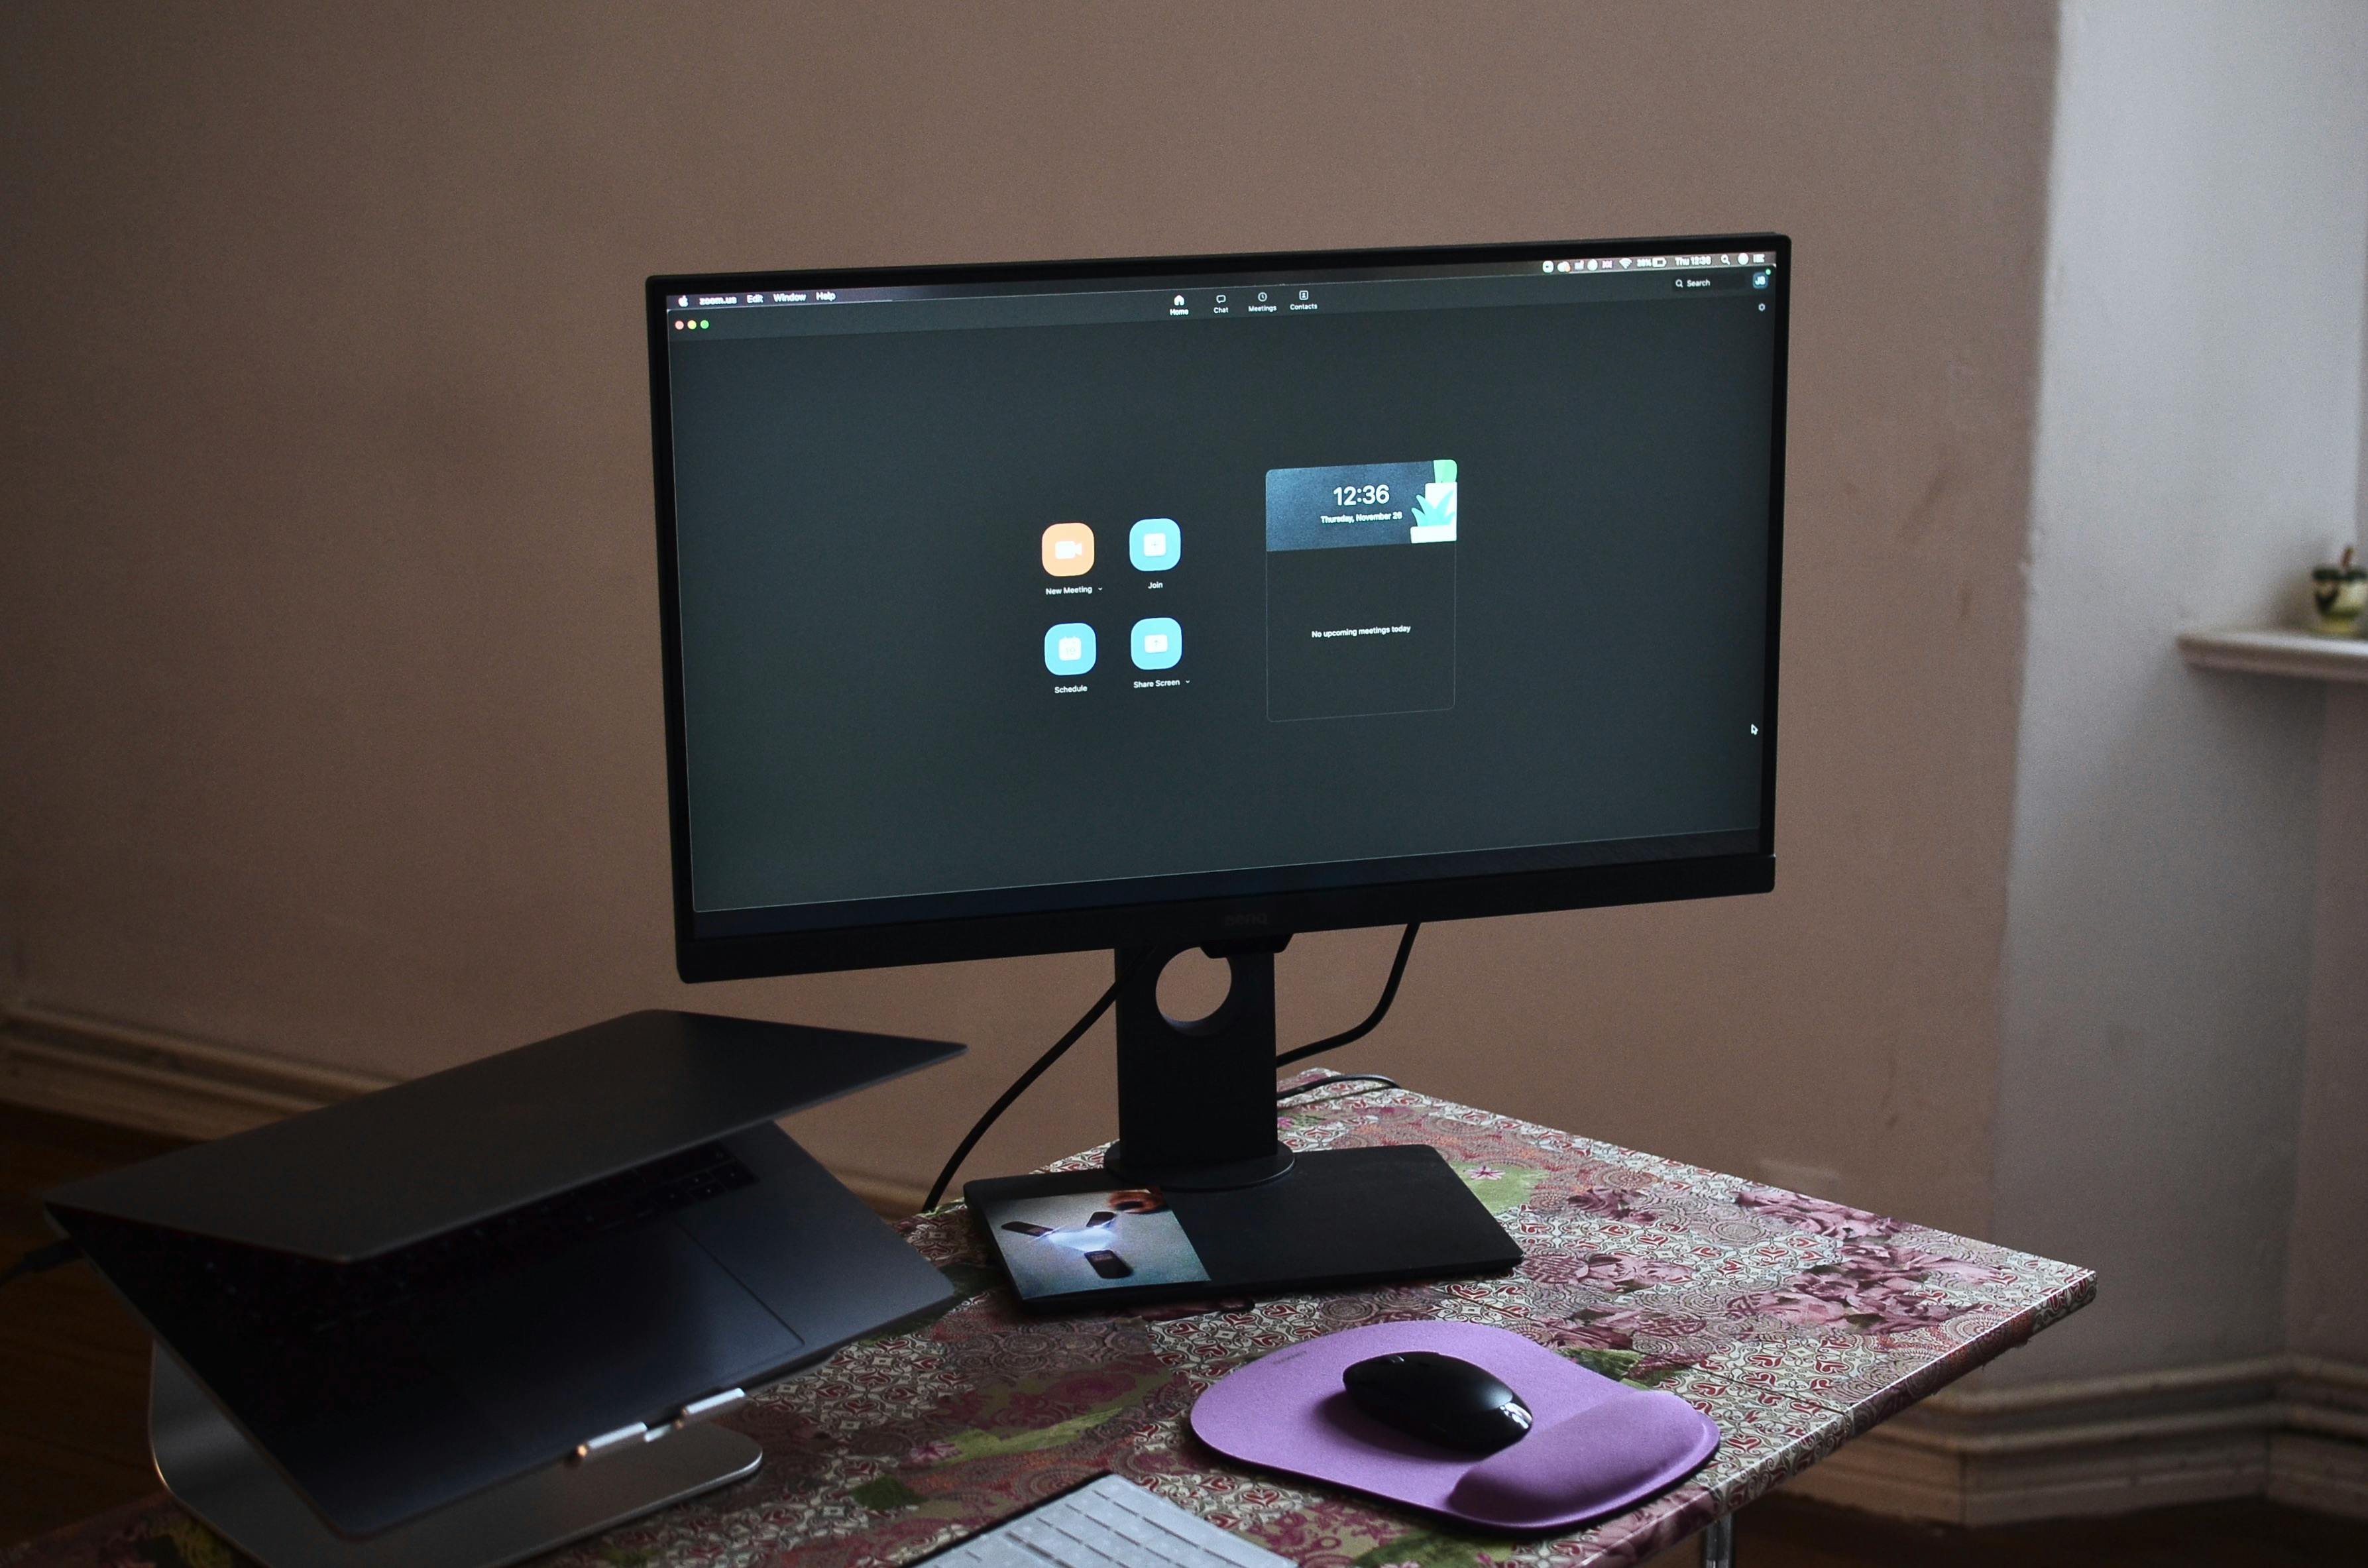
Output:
top-left (1155, 948), bottom-right (1233, 1029)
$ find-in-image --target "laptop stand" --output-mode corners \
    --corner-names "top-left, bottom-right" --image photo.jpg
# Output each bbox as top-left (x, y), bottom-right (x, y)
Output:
top-left (150, 1344), bottom-right (760, 1568)
top-left (42, 1010), bottom-right (968, 1564)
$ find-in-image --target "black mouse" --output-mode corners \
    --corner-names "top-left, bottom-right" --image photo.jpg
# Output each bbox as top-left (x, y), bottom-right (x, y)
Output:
top-left (1341, 1351), bottom-right (1535, 1453)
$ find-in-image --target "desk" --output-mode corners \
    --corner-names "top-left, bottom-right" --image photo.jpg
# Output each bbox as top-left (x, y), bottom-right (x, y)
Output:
top-left (11, 1082), bottom-right (2090, 1568)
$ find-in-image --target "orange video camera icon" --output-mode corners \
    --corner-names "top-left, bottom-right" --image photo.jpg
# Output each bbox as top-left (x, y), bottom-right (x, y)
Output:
top-left (1041, 522), bottom-right (1096, 577)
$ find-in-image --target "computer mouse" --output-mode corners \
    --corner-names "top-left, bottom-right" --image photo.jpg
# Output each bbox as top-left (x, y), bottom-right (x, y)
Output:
top-left (1341, 1351), bottom-right (1535, 1453)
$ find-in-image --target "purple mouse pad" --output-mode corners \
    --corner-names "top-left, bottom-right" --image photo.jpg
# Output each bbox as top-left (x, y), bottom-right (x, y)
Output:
top-left (1190, 1320), bottom-right (1719, 1532)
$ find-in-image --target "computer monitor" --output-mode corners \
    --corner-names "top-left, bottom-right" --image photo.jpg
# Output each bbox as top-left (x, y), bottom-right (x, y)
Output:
top-left (646, 235), bottom-right (1785, 1300)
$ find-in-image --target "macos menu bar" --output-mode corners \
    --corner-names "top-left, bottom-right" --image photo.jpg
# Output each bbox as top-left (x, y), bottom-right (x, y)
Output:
top-left (664, 251), bottom-right (1781, 341)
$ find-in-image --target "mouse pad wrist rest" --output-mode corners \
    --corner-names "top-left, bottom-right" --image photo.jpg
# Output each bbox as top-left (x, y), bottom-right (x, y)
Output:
top-left (1190, 1321), bottom-right (1719, 1532)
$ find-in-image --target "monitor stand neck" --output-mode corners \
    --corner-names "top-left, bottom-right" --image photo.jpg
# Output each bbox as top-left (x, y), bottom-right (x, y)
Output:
top-left (1103, 939), bottom-right (1296, 1190)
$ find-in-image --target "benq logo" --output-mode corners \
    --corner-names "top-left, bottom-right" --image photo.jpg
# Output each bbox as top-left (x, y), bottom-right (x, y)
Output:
top-left (1222, 911), bottom-right (1270, 927)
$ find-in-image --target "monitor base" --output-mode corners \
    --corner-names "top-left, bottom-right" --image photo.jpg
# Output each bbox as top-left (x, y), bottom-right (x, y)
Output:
top-left (970, 1142), bottom-right (1518, 1309)
top-left (148, 1345), bottom-right (761, 1568)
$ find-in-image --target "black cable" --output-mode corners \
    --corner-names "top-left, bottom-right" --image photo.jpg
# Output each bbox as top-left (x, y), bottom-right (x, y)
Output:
top-left (923, 974), bottom-right (1123, 1213)
top-left (925, 924), bottom-right (1417, 1213)
top-left (0, 1239), bottom-right (80, 1292)
top-left (1274, 922), bottom-right (1420, 1068)
top-left (1276, 1072), bottom-right (1401, 1102)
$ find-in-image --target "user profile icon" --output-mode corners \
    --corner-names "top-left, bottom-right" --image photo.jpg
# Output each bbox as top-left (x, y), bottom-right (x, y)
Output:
top-left (1130, 617), bottom-right (1182, 671)
top-left (1041, 522), bottom-right (1095, 577)
top-left (1044, 622), bottom-right (1097, 676)
top-left (1129, 518), bottom-right (1180, 571)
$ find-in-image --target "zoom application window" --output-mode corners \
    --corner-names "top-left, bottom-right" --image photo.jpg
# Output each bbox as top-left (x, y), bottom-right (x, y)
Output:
top-left (662, 251), bottom-right (1778, 926)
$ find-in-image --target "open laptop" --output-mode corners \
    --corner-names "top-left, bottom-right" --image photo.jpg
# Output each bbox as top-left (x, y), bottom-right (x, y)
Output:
top-left (44, 1010), bottom-right (962, 1538)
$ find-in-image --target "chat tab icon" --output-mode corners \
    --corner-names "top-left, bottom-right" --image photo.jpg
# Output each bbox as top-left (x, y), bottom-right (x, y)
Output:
top-left (1131, 617), bottom-right (1182, 671)
top-left (1129, 518), bottom-right (1181, 571)
top-left (1044, 622), bottom-right (1097, 676)
top-left (1041, 522), bottom-right (1096, 577)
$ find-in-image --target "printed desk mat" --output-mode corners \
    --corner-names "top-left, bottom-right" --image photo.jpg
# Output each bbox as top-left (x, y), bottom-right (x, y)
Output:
top-left (7, 1083), bottom-right (2092, 1568)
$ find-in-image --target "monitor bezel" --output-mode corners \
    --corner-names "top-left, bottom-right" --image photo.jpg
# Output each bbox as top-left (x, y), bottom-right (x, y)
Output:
top-left (647, 234), bottom-right (1787, 981)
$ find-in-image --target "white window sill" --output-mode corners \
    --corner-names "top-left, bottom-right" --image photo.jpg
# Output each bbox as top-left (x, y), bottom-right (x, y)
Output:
top-left (2177, 628), bottom-right (2368, 684)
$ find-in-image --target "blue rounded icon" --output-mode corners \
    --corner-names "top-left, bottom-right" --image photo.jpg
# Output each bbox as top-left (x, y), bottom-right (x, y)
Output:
top-left (1044, 622), bottom-right (1096, 676)
top-left (1129, 518), bottom-right (1181, 571)
top-left (1131, 617), bottom-right (1182, 671)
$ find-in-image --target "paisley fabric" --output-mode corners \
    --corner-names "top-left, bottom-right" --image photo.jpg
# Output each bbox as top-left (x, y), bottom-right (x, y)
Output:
top-left (5, 1082), bottom-right (2091, 1568)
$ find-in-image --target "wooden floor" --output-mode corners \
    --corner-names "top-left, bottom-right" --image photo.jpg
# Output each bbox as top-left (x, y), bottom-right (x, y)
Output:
top-left (1644, 1494), bottom-right (2368, 1567)
top-left (0, 1102), bottom-right (188, 1547)
top-left (3, 1100), bottom-right (2363, 1563)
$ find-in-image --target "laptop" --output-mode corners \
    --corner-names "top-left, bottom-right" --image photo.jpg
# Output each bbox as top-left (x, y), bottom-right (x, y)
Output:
top-left (43, 1010), bottom-right (963, 1538)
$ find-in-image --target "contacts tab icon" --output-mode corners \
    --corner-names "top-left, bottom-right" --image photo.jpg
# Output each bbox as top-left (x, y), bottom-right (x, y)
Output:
top-left (1044, 622), bottom-right (1097, 676)
top-left (1131, 617), bottom-right (1182, 671)
top-left (1041, 522), bottom-right (1095, 577)
top-left (1129, 518), bottom-right (1180, 571)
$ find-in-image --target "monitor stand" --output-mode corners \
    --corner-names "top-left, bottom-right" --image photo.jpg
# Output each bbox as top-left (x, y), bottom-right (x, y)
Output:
top-left (966, 939), bottom-right (1522, 1306)
top-left (148, 1345), bottom-right (760, 1568)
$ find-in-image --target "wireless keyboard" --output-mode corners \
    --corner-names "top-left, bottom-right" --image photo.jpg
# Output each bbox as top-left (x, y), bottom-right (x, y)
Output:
top-left (920, 1474), bottom-right (1292, 1568)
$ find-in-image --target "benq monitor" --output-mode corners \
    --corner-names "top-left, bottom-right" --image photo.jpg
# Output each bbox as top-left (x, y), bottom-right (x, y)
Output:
top-left (647, 235), bottom-right (1786, 1301)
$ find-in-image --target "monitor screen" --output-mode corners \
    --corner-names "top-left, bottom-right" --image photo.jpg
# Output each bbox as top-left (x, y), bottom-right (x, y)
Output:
top-left (649, 238), bottom-right (1784, 976)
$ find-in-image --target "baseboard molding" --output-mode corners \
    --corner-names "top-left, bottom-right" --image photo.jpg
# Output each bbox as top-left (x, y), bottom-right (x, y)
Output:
top-left (0, 1001), bottom-right (931, 1218)
top-left (0, 1001), bottom-right (392, 1141)
top-left (1783, 1354), bottom-right (2368, 1525)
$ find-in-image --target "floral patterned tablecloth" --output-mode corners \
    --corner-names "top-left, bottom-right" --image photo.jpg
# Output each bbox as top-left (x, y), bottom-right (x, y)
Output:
top-left (7, 1082), bottom-right (2092, 1568)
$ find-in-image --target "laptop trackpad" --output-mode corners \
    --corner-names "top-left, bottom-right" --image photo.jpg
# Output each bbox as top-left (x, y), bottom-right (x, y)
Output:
top-left (438, 1223), bottom-right (802, 1454)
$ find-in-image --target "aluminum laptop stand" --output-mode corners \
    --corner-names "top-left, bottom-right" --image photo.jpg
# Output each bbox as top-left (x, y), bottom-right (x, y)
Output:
top-left (43, 1010), bottom-right (968, 1565)
top-left (149, 1345), bottom-right (761, 1568)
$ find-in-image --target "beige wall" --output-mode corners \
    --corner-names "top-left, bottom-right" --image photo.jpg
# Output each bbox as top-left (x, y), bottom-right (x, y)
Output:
top-left (0, 3), bottom-right (2055, 1233)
